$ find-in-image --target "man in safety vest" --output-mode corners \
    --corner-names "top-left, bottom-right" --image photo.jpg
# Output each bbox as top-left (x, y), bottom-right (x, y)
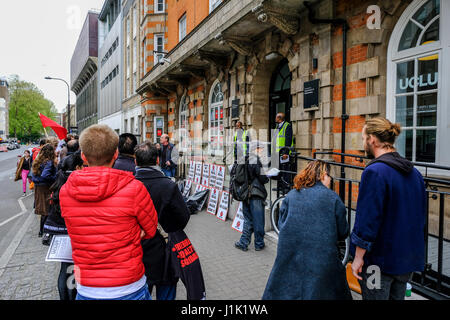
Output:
top-left (272, 113), bottom-right (294, 194)
top-left (233, 121), bottom-right (250, 164)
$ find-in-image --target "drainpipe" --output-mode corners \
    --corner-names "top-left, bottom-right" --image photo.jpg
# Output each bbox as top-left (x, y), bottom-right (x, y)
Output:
top-left (304, 1), bottom-right (348, 201)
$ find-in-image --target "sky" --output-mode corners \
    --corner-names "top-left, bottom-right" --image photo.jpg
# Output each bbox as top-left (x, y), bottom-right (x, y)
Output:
top-left (0, 0), bottom-right (105, 113)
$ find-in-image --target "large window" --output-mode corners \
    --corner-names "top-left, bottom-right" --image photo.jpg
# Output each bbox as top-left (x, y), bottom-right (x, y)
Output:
top-left (209, 81), bottom-right (224, 154)
top-left (179, 14), bottom-right (187, 42)
top-left (179, 95), bottom-right (189, 151)
top-left (387, 0), bottom-right (450, 166)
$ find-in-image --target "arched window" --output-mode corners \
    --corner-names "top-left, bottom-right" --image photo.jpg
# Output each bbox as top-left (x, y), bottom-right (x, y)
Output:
top-left (208, 80), bottom-right (224, 154)
top-left (387, 0), bottom-right (450, 166)
top-left (179, 95), bottom-right (189, 151)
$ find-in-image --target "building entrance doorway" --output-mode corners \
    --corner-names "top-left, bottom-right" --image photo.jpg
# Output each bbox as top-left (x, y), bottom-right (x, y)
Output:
top-left (269, 59), bottom-right (292, 132)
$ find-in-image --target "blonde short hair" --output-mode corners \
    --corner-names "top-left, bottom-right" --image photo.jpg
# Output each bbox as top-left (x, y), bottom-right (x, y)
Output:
top-left (79, 124), bottom-right (119, 166)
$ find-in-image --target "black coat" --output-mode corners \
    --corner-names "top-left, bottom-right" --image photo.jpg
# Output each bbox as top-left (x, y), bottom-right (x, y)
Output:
top-left (135, 166), bottom-right (190, 286)
top-left (113, 154), bottom-right (136, 174)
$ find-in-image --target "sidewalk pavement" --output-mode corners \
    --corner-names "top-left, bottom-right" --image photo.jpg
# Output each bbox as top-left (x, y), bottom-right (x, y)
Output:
top-left (0, 204), bottom-right (425, 300)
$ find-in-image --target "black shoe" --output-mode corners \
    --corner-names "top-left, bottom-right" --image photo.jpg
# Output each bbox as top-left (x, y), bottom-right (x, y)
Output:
top-left (38, 232), bottom-right (43, 238)
top-left (255, 245), bottom-right (265, 251)
top-left (234, 242), bottom-right (248, 252)
top-left (42, 233), bottom-right (52, 246)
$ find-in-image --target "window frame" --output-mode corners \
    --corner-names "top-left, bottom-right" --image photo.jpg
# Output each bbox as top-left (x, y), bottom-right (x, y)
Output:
top-left (153, 33), bottom-right (164, 65)
top-left (209, 0), bottom-right (222, 13)
top-left (208, 80), bottom-right (225, 156)
top-left (179, 13), bottom-right (187, 42)
top-left (387, 0), bottom-right (450, 171)
top-left (154, 0), bottom-right (165, 14)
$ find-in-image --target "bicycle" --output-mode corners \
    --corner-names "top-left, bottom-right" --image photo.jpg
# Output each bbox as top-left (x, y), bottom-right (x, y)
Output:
top-left (268, 167), bottom-right (350, 266)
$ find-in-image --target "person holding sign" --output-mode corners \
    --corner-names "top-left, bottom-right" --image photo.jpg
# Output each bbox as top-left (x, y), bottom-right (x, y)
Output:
top-left (234, 141), bottom-right (269, 252)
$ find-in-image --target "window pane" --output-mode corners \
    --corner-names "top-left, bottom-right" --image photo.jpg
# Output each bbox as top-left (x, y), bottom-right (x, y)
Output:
top-left (416, 129), bottom-right (436, 162)
top-left (398, 21), bottom-right (422, 51)
top-left (420, 18), bottom-right (439, 45)
top-left (413, 0), bottom-right (439, 27)
top-left (418, 55), bottom-right (438, 91)
top-left (396, 129), bottom-right (413, 161)
top-left (417, 93), bottom-right (437, 126)
top-left (395, 95), bottom-right (414, 127)
top-left (396, 60), bottom-right (415, 94)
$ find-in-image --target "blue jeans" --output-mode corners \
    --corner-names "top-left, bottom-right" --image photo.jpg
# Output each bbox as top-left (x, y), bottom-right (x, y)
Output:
top-left (149, 284), bottom-right (177, 300)
top-left (237, 198), bottom-right (265, 249)
top-left (76, 284), bottom-right (152, 300)
top-left (162, 167), bottom-right (175, 177)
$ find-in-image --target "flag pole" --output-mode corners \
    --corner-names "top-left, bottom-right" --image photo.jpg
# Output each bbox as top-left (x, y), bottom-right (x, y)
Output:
top-left (39, 113), bottom-right (49, 138)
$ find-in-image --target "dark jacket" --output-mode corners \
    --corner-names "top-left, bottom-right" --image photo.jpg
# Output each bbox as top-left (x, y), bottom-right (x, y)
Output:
top-left (113, 154), bottom-right (136, 174)
top-left (263, 183), bottom-right (351, 300)
top-left (247, 156), bottom-right (269, 200)
top-left (350, 152), bottom-right (426, 275)
top-left (135, 166), bottom-right (190, 286)
top-left (31, 160), bottom-right (57, 186)
top-left (160, 143), bottom-right (177, 170)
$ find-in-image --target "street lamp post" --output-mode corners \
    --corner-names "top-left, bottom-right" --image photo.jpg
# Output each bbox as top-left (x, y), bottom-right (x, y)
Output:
top-left (45, 76), bottom-right (71, 132)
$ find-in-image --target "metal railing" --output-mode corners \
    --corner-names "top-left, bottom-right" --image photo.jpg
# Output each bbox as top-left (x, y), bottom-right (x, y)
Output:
top-left (294, 151), bottom-right (450, 300)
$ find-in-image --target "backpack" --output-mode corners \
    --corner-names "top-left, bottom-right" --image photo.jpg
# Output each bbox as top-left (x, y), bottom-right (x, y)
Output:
top-left (230, 163), bottom-right (250, 202)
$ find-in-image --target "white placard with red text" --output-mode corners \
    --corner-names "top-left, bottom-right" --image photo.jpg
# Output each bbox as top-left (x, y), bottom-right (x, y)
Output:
top-left (215, 165), bottom-right (225, 190)
top-left (188, 161), bottom-right (195, 181)
top-left (216, 190), bottom-right (229, 221)
top-left (209, 164), bottom-right (217, 187)
top-left (231, 202), bottom-right (244, 233)
top-left (206, 188), bottom-right (220, 215)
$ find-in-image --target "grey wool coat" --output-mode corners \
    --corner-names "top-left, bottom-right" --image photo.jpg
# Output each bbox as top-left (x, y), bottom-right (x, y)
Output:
top-left (263, 182), bottom-right (352, 300)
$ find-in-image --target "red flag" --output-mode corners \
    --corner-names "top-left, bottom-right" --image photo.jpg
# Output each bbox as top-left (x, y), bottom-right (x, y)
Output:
top-left (38, 113), bottom-right (67, 140)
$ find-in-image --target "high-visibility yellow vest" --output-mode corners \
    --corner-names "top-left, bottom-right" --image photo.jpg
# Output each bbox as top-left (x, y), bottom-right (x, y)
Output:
top-left (234, 130), bottom-right (248, 156)
top-left (276, 122), bottom-right (293, 153)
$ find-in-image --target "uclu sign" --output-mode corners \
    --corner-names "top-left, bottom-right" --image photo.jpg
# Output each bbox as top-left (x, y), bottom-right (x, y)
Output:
top-left (398, 72), bottom-right (438, 90)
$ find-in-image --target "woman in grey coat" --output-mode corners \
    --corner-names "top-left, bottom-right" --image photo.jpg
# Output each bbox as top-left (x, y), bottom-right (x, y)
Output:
top-left (263, 160), bottom-right (352, 300)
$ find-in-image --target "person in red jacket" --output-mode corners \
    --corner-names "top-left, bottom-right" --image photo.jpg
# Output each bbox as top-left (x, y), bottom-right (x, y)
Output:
top-left (59, 124), bottom-right (158, 300)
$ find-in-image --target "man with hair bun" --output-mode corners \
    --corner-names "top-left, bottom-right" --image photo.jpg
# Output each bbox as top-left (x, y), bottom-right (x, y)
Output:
top-left (350, 117), bottom-right (426, 300)
top-left (59, 124), bottom-right (158, 300)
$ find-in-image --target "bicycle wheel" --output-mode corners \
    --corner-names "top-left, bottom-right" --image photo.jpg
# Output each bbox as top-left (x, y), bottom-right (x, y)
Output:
top-left (338, 237), bottom-right (350, 266)
top-left (270, 196), bottom-right (285, 235)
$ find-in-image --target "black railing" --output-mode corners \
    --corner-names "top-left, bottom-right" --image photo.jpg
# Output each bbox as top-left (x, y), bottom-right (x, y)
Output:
top-left (295, 151), bottom-right (450, 300)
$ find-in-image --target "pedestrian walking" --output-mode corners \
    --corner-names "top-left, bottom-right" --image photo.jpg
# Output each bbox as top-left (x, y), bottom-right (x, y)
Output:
top-left (15, 149), bottom-right (33, 196)
top-left (159, 134), bottom-right (179, 178)
top-left (31, 144), bottom-right (57, 237)
top-left (43, 150), bottom-right (84, 300)
top-left (262, 160), bottom-right (352, 300)
top-left (350, 117), bottom-right (426, 300)
top-left (134, 141), bottom-right (190, 300)
top-left (59, 124), bottom-right (158, 300)
top-left (113, 133), bottom-right (137, 174)
top-left (234, 141), bottom-right (269, 252)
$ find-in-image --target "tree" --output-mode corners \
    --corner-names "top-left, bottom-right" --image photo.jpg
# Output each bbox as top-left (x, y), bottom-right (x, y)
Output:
top-left (8, 75), bottom-right (57, 141)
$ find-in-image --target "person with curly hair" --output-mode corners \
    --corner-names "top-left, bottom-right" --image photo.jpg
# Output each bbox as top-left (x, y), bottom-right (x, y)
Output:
top-left (263, 160), bottom-right (351, 300)
top-left (31, 143), bottom-right (57, 237)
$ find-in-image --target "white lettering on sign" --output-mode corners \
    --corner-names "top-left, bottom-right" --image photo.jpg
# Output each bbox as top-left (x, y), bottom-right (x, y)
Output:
top-left (398, 72), bottom-right (438, 90)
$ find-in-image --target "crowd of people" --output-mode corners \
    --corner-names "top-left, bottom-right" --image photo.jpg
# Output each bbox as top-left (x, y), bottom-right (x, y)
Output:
top-left (13, 115), bottom-right (427, 301)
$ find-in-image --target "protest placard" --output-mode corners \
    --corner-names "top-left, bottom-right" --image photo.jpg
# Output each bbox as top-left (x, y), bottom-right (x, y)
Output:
top-left (206, 188), bottom-right (220, 215)
top-left (215, 165), bottom-right (225, 190)
top-left (216, 190), bottom-right (229, 221)
top-left (183, 180), bottom-right (192, 198)
top-left (231, 202), bottom-right (244, 233)
top-left (45, 235), bottom-right (73, 263)
top-left (209, 164), bottom-right (217, 187)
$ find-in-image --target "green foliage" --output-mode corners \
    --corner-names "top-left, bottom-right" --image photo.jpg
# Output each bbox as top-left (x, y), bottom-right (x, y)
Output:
top-left (8, 75), bottom-right (57, 141)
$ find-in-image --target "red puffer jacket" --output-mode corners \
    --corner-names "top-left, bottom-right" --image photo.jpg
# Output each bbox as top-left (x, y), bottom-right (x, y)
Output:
top-left (60, 167), bottom-right (157, 288)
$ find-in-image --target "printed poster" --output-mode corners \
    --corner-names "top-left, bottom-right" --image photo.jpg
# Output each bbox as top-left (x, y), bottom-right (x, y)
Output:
top-left (195, 183), bottom-right (207, 194)
top-left (195, 162), bottom-right (202, 181)
top-left (209, 164), bottom-right (217, 187)
top-left (188, 160), bottom-right (195, 181)
top-left (202, 163), bottom-right (210, 178)
top-left (183, 180), bottom-right (192, 198)
top-left (206, 188), bottom-right (220, 215)
top-left (231, 202), bottom-right (244, 233)
top-left (215, 165), bottom-right (225, 190)
top-left (216, 190), bottom-right (229, 221)
top-left (45, 235), bottom-right (73, 263)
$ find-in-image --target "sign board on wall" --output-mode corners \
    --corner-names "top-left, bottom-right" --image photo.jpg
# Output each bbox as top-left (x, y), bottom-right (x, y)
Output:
top-left (303, 79), bottom-right (320, 109)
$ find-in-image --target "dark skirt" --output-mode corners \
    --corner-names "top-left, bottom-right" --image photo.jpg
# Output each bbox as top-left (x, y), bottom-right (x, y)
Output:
top-left (34, 185), bottom-right (51, 216)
